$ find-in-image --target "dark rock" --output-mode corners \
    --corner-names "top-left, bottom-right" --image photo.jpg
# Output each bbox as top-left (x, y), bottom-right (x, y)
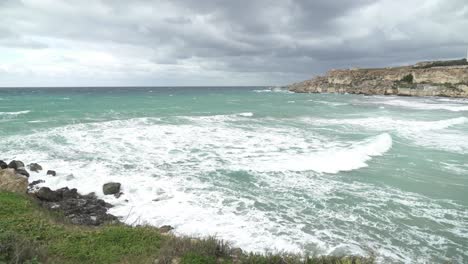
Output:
top-left (56, 187), bottom-right (79, 199)
top-left (34, 187), bottom-right (119, 226)
top-left (8, 160), bottom-right (25, 170)
top-left (0, 160), bottom-right (7, 169)
top-left (15, 169), bottom-right (30, 177)
top-left (103, 182), bottom-right (121, 195)
top-left (46, 170), bottom-right (56, 176)
top-left (159, 225), bottom-right (174, 233)
top-left (28, 163), bottom-right (43, 172)
top-left (114, 192), bottom-right (123, 198)
top-left (36, 187), bottom-right (62, 202)
top-left (29, 179), bottom-right (45, 188)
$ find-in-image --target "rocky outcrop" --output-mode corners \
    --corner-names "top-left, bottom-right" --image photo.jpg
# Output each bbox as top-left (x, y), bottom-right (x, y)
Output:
top-left (288, 61), bottom-right (468, 97)
top-left (34, 187), bottom-right (119, 226)
top-left (0, 169), bottom-right (28, 193)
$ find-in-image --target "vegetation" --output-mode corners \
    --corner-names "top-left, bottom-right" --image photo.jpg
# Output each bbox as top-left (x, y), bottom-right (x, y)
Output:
top-left (0, 191), bottom-right (375, 264)
top-left (414, 58), bottom-right (468, 69)
top-left (400, 74), bottom-right (414, 83)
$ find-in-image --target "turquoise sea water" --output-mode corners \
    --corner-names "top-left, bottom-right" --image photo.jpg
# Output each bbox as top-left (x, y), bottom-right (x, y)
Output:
top-left (0, 87), bottom-right (467, 263)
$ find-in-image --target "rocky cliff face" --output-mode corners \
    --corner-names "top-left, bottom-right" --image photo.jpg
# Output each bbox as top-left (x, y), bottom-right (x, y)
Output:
top-left (288, 63), bottom-right (468, 97)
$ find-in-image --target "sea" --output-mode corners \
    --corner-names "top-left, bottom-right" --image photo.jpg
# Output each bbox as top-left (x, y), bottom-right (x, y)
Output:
top-left (0, 87), bottom-right (467, 263)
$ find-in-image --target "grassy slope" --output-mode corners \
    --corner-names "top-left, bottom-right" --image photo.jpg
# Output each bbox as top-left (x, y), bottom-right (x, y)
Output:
top-left (0, 191), bottom-right (374, 264)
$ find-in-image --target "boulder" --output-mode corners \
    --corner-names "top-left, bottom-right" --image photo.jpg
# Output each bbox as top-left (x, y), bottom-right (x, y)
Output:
top-left (46, 170), bottom-right (56, 176)
top-left (28, 163), bottom-right (43, 172)
top-left (8, 160), bottom-right (25, 170)
top-left (15, 168), bottom-right (30, 178)
top-left (0, 169), bottom-right (28, 193)
top-left (103, 182), bottom-right (121, 195)
top-left (0, 160), bottom-right (7, 169)
top-left (35, 187), bottom-right (118, 226)
top-left (36, 187), bottom-right (62, 202)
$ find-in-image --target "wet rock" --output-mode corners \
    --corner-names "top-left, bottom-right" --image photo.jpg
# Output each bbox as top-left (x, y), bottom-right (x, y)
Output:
top-left (114, 192), bottom-right (123, 198)
top-left (8, 160), bottom-right (25, 170)
top-left (36, 187), bottom-right (62, 202)
top-left (103, 182), bottom-right (121, 195)
top-left (0, 160), bottom-right (7, 169)
top-left (56, 187), bottom-right (79, 199)
top-left (28, 180), bottom-right (45, 192)
top-left (0, 168), bottom-right (28, 193)
top-left (15, 168), bottom-right (30, 178)
top-left (34, 187), bottom-right (119, 226)
top-left (46, 170), bottom-right (56, 176)
top-left (29, 179), bottom-right (45, 188)
top-left (28, 163), bottom-right (43, 172)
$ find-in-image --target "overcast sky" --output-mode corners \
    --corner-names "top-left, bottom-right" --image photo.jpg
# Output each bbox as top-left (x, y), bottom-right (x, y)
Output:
top-left (1, 0), bottom-right (467, 87)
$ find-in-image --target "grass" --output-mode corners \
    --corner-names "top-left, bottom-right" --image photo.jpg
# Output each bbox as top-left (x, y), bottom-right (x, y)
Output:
top-left (414, 58), bottom-right (468, 68)
top-left (0, 191), bottom-right (375, 264)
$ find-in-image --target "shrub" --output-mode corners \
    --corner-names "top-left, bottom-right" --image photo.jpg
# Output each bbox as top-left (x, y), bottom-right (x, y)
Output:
top-left (401, 74), bottom-right (414, 83)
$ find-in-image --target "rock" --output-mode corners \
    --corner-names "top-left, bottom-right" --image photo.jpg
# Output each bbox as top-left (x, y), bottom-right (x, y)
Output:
top-left (34, 187), bottom-right (119, 226)
top-left (66, 174), bottom-right (75, 181)
top-left (114, 192), bottom-right (123, 198)
top-left (36, 187), bottom-right (62, 202)
top-left (28, 180), bottom-right (45, 192)
top-left (103, 182), bottom-right (121, 195)
top-left (158, 225), bottom-right (174, 233)
top-left (15, 169), bottom-right (30, 178)
top-left (29, 179), bottom-right (45, 187)
top-left (46, 170), bottom-right (56, 176)
top-left (28, 163), bottom-right (43, 172)
top-left (0, 160), bottom-right (8, 169)
top-left (56, 187), bottom-right (79, 199)
top-left (8, 160), bottom-right (25, 170)
top-left (0, 168), bottom-right (28, 193)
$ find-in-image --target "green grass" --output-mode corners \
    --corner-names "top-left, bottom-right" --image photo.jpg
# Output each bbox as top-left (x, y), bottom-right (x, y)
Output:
top-left (0, 191), bottom-right (375, 264)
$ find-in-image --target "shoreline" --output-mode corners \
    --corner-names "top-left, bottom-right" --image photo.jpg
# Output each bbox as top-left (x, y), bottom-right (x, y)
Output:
top-left (288, 60), bottom-right (468, 98)
top-left (0, 159), bottom-right (376, 263)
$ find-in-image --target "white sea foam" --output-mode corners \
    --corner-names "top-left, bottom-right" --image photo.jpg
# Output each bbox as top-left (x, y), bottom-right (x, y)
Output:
top-left (309, 100), bottom-right (348, 106)
top-left (306, 116), bottom-right (468, 153)
top-left (0, 110), bottom-right (30, 116)
top-left (253, 88), bottom-right (292, 93)
top-left (375, 99), bottom-right (468, 112)
top-left (1, 111), bottom-right (467, 263)
top-left (238, 112), bottom-right (253, 117)
top-left (232, 133), bottom-right (392, 174)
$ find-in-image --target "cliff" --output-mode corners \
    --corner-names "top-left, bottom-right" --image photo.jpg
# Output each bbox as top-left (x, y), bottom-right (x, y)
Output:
top-left (288, 59), bottom-right (468, 97)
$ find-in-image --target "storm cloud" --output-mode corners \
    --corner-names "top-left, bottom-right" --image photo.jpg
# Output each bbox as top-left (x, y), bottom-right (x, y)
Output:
top-left (0, 0), bottom-right (467, 86)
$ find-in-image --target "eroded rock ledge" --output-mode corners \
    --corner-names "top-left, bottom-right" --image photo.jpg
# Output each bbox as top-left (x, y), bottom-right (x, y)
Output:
top-left (288, 59), bottom-right (468, 97)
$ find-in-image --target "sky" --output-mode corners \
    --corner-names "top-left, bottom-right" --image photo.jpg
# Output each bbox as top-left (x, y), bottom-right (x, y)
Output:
top-left (0, 0), bottom-right (467, 87)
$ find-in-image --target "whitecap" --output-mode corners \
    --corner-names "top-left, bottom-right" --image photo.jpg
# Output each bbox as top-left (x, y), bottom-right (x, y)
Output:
top-left (0, 110), bottom-right (31, 116)
top-left (243, 133), bottom-right (392, 174)
top-left (238, 112), bottom-right (254, 117)
top-left (376, 99), bottom-right (468, 112)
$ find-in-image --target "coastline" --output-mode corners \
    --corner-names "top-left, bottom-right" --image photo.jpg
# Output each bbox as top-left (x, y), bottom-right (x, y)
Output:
top-left (288, 60), bottom-right (468, 98)
top-left (0, 160), bottom-right (375, 264)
